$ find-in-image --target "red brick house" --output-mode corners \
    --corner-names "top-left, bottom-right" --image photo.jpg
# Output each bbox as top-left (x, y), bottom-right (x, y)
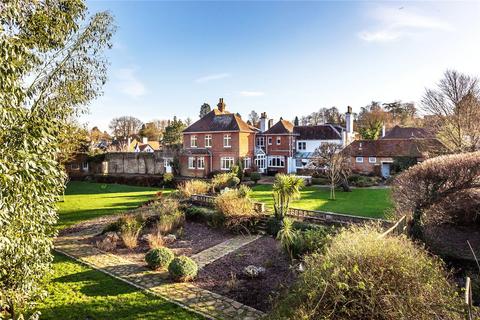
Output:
top-left (180, 98), bottom-right (257, 177)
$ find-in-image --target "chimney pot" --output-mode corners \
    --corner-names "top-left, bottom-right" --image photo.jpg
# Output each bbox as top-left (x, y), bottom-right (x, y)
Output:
top-left (347, 106), bottom-right (352, 114)
top-left (217, 98), bottom-right (226, 113)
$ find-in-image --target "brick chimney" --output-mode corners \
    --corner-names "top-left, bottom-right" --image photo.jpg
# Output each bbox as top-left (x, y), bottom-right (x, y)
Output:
top-left (217, 98), bottom-right (226, 113)
top-left (260, 112), bottom-right (268, 132)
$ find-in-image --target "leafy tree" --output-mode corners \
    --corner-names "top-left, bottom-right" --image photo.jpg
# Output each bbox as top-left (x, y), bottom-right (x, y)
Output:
top-left (58, 120), bottom-right (90, 165)
top-left (185, 117), bottom-right (192, 126)
top-left (162, 116), bottom-right (186, 147)
top-left (308, 143), bottom-right (351, 200)
top-left (422, 70), bottom-right (480, 152)
top-left (383, 101), bottom-right (418, 125)
top-left (0, 1), bottom-right (114, 318)
top-left (139, 120), bottom-right (167, 141)
top-left (272, 174), bottom-right (304, 221)
top-left (357, 101), bottom-right (391, 139)
top-left (248, 110), bottom-right (260, 126)
top-left (109, 116), bottom-right (143, 139)
top-left (199, 103), bottom-right (211, 118)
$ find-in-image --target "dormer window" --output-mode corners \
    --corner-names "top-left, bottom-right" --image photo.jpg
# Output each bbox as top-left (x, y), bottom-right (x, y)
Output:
top-left (191, 135), bottom-right (198, 148)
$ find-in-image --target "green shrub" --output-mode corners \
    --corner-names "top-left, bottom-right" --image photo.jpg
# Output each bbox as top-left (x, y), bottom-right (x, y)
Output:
top-left (348, 174), bottom-right (379, 187)
top-left (163, 172), bottom-right (174, 186)
top-left (311, 176), bottom-right (329, 185)
top-left (145, 247), bottom-right (174, 270)
top-left (212, 172), bottom-right (239, 191)
top-left (178, 179), bottom-right (210, 198)
top-left (184, 206), bottom-right (224, 227)
top-left (153, 197), bottom-right (185, 234)
top-left (268, 225), bottom-right (463, 320)
top-left (290, 227), bottom-right (333, 258)
top-left (237, 184), bottom-right (252, 198)
top-left (119, 215), bottom-right (143, 249)
top-left (168, 256), bottom-right (198, 282)
top-left (276, 218), bottom-right (297, 260)
top-left (250, 172), bottom-right (261, 184)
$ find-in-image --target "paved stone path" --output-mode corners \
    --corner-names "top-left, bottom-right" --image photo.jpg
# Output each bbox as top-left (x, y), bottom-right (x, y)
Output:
top-left (55, 229), bottom-right (265, 320)
top-left (191, 235), bottom-right (260, 269)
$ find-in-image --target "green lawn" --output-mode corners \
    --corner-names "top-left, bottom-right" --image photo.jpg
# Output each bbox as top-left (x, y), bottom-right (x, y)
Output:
top-left (250, 185), bottom-right (392, 219)
top-left (57, 181), bottom-right (169, 229)
top-left (32, 253), bottom-right (202, 320)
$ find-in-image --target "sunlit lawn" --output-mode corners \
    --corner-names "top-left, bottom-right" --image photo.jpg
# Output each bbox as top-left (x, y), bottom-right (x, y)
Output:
top-left (250, 184), bottom-right (392, 219)
top-left (56, 181), bottom-right (171, 229)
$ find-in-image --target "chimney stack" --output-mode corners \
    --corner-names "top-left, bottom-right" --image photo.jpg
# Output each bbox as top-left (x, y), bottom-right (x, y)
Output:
top-left (142, 136), bottom-right (148, 144)
top-left (381, 124), bottom-right (386, 138)
top-left (217, 98), bottom-right (226, 113)
top-left (345, 106), bottom-right (353, 134)
top-left (260, 112), bottom-right (268, 132)
top-left (268, 119), bottom-right (274, 129)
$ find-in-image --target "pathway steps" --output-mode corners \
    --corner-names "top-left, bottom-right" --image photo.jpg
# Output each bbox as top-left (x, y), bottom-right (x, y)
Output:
top-left (54, 229), bottom-right (265, 320)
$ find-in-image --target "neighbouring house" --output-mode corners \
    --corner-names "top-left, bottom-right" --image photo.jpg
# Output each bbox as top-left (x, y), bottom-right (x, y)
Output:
top-left (131, 137), bottom-right (160, 153)
top-left (65, 153), bottom-right (90, 178)
top-left (344, 129), bottom-right (447, 177)
top-left (180, 98), bottom-right (257, 177)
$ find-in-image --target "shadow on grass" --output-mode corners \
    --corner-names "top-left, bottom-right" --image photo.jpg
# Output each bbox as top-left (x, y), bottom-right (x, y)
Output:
top-left (64, 181), bottom-right (159, 196)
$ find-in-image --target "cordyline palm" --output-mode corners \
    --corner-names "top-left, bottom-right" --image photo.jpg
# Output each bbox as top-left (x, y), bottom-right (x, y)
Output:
top-left (272, 174), bottom-right (305, 221)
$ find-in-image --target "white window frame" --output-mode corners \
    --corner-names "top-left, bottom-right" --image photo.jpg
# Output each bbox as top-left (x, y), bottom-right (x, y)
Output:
top-left (356, 157), bottom-right (364, 163)
top-left (368, 157), bottom-right (377, 163)
top-left (268, 156), bottom-right (285, 168)
top-left (82, 161), bottom-right (89, 170)
top-left (205, 135), bottom-right (212, 148)
top-left (243, 157), bottom-right (251, 169)
top-left (197, 157), bottom-right (205, 169)
top-left (268, 137), bottom-right (272, 145)
top-left (298, 141), bottom-right (306, 151)
top-left (223, 134), bottom-right (231, 148)
top-left (256, 136), bottom-right (265, 147)
top-left (188, 157), bottom-right (196, 169)
top-left (164, 158), bottom-right (172, 168)
top-left (191, 135), bottom-right (198, 148)
top-left (276, 137), bottom-right (281, 145)
top-left (221, 157), bottom-right (234, 170)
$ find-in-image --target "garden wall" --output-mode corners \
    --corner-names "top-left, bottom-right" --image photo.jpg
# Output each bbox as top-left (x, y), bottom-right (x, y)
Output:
top-left (104, 151), bottom-right (177, 175)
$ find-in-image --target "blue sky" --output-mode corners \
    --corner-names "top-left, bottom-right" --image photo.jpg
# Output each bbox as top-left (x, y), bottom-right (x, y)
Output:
top-left (84, 1), bottom-right (480, 131)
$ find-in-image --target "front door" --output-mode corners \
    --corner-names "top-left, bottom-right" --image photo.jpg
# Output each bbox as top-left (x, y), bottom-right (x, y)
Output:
top-left (381, 163), bottom-right (391, 178)
top-left (255, 155), bottom-right (266, 173)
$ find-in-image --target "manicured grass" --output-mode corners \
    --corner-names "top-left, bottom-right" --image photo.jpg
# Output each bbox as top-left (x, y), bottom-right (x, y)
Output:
top-left (32, 253), bottom-right (202, 320)
top-left (56, 181), bottom-right (170, 229)
top-left (250, 184), bottom-right (392, 219)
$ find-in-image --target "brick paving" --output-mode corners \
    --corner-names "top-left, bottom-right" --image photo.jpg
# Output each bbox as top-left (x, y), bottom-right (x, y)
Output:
top-left (54, 228), bottom-right (265, 320)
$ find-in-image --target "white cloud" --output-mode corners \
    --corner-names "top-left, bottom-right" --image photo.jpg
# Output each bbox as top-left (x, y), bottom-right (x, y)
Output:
top-left (195, 73), bottom-right (231, 83)
top-left (359, 6), bottom-right (452, 42)
top-left (115, 67), bottom-right (146, 98)
top-left (240, 91), bottom-right (265, 97)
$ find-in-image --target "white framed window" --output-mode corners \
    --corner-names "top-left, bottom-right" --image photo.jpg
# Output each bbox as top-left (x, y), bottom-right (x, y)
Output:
top-left (188, 157), bottom-right (196, 169)
top-left (197, 157), bottom-right (205, 169)
top-left (243, 157), bottom-right (251, 169)
top-left (368, 157), bottom-right (377, 163)
top-left (276, 137), bottom-right (281, 145)
top-left (191, 135), bottom-right (198, 148)
top-left (298, 141), bottom-right (306, 151)
top-left (256, 136), bottom-right (265, 147)
top-left (221, 157), bottom-right (234, 170)
top-left (269, 156), bottom-right (285, 167)
top-left (82, 161), bottom-right (89, 170)
top-left (70, 163), bottom-right (80, 170)
top-left (356, 157), bottom-right (364, 163)
top-left (205, 135), bottom-right (212, 148)
top-left (268, 137), bottom-right (272, 145)
top-left (164, 158), bottom-right (172, 168)
top-left (223, 134), bottom-right (231, 148)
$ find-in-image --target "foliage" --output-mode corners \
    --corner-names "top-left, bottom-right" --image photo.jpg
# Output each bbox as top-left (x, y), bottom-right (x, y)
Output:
top-left (119, 215), bottom-right (143, 249)
top-left (248, 110), bottom-right (260, 126)
top-left (145, 233), bottom-right (164, 249)
top-left (214, 189), bottom-right (257, 232)
top-left (299, 107), bottom-right (346, 126)
top-left (250, 172), bottom-right (261, 184)
top-left (391, 156), bottom-right (418, 174)
top-left (145, 247), bottom-right (174, 270)
top-left (276, 218), bottom-right (297, 260)
top-left (347, 174), bottom-right (380, 187)
top-left (237, 184), bottom-right (252, 198)
top-left (0, 1), bottom-right (115, 317)
top-left (178, 180), bottom-right (210, 198)
top-left (109, 116), bottom-right (143, 140)
top-left (199, 103), bottom-right (211, 118)
top-left (139, 120), bottom-right (168, 141)
top-left (57, 121), bottom-right (90, 165)
top-left (211, 172), bottom-right (239, 191)
top-left (184, 206), bottom-right (224, 228)
top-left (268, 225), bottom-right (463, 320)
top-left (422, 70), bottom-right (480, 152)
top-left (290, 227), bottom-right (333, 258)
top-left (308, 143), bottom-right (351, 199)
top-left (168, 256), bottom-right (198, 282)
top-left (392, 151), bottom-right (480, 239)
top-left (162, 116), bottom-right (186, 147)
top-left (30, 253), bottom-right (202, 320)
top-left (152, 197), bottom-right (185, 234)
top-left (163, 172), bottom-right (174, 186)
top-left (272, 174), bottom-right (305, 220)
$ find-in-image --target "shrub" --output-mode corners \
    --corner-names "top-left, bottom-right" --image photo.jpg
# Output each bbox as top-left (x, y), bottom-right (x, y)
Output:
top-left (145, 233), bottom-right (164, 249)
top-left (163, 172), bottom-right (174, 186)
top-left (119, 215), bottom-right (143, 249)
top-left (237, 184), bottom-right (252, 198)
top-left (214, 189), bottom-right (257, 232)
top-left (168, 256), bottom-right (198, 282)
top-left (178, 179), bottom-right (210, 198)
top-left (268, 225), bottom-right (463, 320)
top-left (290, 227), bottom-right (333, 258)
top-left (277, 218), bottom-right (297, 260)
top-left (311, 176), bottom-right (329, 185)
top-left (145, 247), bottom-right (174, 270)
top-left (149, 197), bottom-right (185, 234)
top-left (250, 172), bottom-right (261, 184)
top-left (211, 172), bottom-right (239, 191)
top-left (184, 205), bottom-right (224, 227)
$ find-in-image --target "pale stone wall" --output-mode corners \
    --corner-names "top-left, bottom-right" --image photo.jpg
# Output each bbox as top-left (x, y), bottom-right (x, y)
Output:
top-left (104, 151), bottom-right (176, 175)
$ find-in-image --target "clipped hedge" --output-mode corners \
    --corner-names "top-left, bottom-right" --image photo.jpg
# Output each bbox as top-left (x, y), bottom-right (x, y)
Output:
top-left (168, 256), bottom-right (198, 282)
top-left (145, 247), bottom-right (174, 270)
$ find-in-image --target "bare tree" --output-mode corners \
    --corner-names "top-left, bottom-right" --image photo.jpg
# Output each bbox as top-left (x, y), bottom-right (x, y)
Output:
top-left (422, 70), bottom-right (480, 152)
top-left (248, 110), bottom-right (260, 126)
top-left (307, 143), bottom-right (351, 200)
top-left (109, 116), bottom-right (143, 139)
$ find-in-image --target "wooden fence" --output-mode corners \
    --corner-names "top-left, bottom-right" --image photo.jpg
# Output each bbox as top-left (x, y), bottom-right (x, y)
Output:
top-left (377, 215), bottom-right (408, 238)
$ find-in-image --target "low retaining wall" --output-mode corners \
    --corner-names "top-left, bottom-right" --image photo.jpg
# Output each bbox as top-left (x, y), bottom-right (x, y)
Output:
top-left (190, 194), bottom-right (266, 213)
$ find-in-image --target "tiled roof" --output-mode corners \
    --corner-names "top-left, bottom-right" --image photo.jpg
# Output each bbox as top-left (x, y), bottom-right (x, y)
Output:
top-left (183, 109), bottom-right (254, 133)
top-left (382, 125), bottom-right (434, 139)
top-left (294, 125), bottom-right (342, 140)
top-left (263, 119), bottom-right (295, 134)
top-left (344, 138), bottom-right (447, 158)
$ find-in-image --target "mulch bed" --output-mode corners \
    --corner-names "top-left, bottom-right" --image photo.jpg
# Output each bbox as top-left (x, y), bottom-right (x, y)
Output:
top-left (195, 236), bottom-right (297, 312)
top-left (90, 221), bottom-right (233, 265)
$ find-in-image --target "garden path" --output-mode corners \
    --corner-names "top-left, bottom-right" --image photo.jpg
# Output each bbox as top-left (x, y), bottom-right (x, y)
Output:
top-left (54, 228), bottom-right (264, 320)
